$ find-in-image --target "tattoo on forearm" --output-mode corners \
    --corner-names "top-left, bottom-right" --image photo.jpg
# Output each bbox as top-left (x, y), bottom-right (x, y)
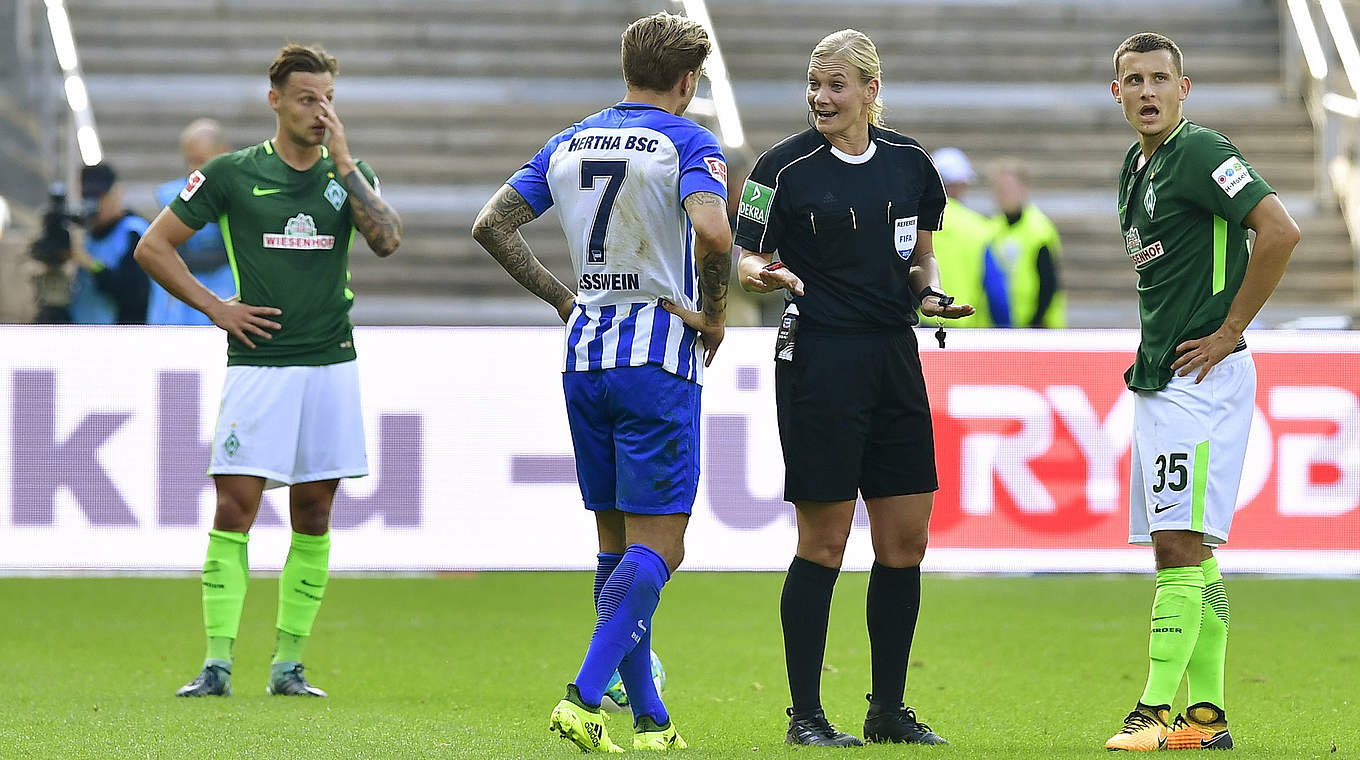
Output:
top-left (700, 250), bottom-right (731, 320)
top-left (685, 192), bottom-right (730, 319)
top-left (473, 185), bottom-right (574, 310)
top-left (343, 170), bottom-right (403, 257)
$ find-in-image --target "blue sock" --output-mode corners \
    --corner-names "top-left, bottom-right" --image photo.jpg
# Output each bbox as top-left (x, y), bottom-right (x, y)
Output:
top-left (594, 552), bottom-right (624, 609)
top-left (599, 551), bottom-right (667, 723)
top-left (619, 624), bottom-right (668, 725)
top-left (573, 544), bottom-right (670, 707)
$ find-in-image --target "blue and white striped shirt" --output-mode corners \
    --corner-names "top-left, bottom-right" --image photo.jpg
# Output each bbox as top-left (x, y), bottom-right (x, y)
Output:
top-left (509, 103), bottom-right (728, 383)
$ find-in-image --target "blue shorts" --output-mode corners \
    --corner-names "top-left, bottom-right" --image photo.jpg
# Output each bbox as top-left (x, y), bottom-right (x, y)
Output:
top-left (562, 364), bottom-right (700, 514)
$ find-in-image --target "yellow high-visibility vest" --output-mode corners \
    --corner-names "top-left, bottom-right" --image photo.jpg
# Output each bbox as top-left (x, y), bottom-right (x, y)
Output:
top-left (990, 205), bottom-right (1066, 328)
top-left (931, 198), bottom-right (994, 327)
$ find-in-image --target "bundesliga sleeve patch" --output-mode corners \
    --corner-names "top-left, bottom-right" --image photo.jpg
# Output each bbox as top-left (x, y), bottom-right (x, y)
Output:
top-left (738, 179), bottom-right (773, 225)
top-left (704, 157), bottom-right (727, 188)
top-left (1211, 156), bottom-right (1253, 199)
top-left (179, 170), bottom-right (206, 202)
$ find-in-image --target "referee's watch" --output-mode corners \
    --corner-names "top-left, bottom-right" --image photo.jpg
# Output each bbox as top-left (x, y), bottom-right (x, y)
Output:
top-left (917, 286), bottom-right (953, 306)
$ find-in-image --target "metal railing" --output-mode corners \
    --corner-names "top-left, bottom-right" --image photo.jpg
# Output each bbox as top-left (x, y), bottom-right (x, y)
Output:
top-left (1282, 0), bottom-right (1360, 311)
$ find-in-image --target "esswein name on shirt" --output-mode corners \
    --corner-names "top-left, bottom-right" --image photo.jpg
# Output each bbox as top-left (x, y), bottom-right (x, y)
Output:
top-left (579, 272), bottom-right (641, 291)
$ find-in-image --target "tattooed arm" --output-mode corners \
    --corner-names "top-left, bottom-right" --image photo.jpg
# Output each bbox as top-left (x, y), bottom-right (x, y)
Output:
top-left (317, 99), bottom-right (402, 257)
top-left (472, 184), bottom-right (576, 322)
top-left (686, 191), bottom-right (732, 322)
top-left (660, 190), bottom-right (732, 366)
top-left (342, 167), bottom-right (402, 257)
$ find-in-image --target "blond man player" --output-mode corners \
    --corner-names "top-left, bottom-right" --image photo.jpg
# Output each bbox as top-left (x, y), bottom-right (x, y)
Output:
top-left (1104, 32), bottom-right (1299, 751)
top-left (135, 42), bottom-right (401, 698)
top-left (474, 11), bottom-right (729, 753)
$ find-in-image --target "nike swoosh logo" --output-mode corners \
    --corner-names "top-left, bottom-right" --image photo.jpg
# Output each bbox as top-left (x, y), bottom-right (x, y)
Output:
top-left (1153, 503), bottom-right (1175, 514)
top-left (299, 579), bottom-right (324, 588)
top-left (252, 185), bottom-right (282, 196)
top-left (1151, 615), bottom-right (1176, 621)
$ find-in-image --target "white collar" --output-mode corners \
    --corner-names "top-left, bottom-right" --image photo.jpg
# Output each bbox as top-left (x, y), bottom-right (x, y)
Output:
top-left (829, 140), bottom-right (876, 164)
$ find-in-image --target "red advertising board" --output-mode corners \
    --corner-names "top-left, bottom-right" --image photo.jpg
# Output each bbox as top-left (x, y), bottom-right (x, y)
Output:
top-left (922, 337), bottom-right (1359, 552)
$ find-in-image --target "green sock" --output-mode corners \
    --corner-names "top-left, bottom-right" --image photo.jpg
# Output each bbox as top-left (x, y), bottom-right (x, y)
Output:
top-left (206, 637), bottom-right (233, 665)
top-left (275, 531), bottom-right (330, 663)
top-left (274, 630), bottom-right (306, 664)
top-left (1140, 565), bottom-right (1205, 707)
top-left (1185, 556), bottom-right (1229, 709)
top-left (202, 529), bottom-right (249, 663)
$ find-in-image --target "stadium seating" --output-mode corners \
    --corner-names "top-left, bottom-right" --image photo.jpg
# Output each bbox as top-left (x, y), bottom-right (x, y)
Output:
top-left (65, 0), bottom-right (1354, 326)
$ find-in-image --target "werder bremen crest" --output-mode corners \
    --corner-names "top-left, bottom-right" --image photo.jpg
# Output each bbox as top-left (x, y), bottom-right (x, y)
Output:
top-left (324, 178), bottom-right (347, 210)
top-left (1143, 183), bottom-right (1156, 219)
top-left (224, 429), bottom-right (240, 458)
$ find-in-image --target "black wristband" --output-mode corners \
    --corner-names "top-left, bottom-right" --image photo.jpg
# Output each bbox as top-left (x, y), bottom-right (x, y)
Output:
top-left (917, 286), bottom-right (953, 306)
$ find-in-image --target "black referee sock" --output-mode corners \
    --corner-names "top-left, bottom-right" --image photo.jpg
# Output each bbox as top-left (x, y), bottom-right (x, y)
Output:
top-left (781, 555), bottom-right (840, 715)
top-left (866, 561), bottom-right (921, 708)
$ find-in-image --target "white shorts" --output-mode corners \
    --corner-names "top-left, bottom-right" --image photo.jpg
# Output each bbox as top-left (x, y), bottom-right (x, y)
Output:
top-left (208, 360), bottom-right (368, 489)
top-left (1129, 349), bottom-right (1255, 546)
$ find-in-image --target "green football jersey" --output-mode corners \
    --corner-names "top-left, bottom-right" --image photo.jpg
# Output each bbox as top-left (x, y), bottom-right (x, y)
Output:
top-left (169, 140), bottom-right (377, 367)
top-left (1117, 119), bottom-right (1273, 391)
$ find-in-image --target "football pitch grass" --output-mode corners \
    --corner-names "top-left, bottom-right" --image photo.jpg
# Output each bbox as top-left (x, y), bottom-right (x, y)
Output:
top-left (1, 573), bottom-right (1355, 759)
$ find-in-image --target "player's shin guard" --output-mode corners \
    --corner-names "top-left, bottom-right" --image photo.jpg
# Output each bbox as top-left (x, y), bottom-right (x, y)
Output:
top-left (275, 531), bottom-right (330, 661)
top-left (574, 544), bottom-right (669, 707)
top-left (202, 529), bottom-right (249, 662)
top-left (866, 562), bottom-right (921, 709)
top-left (1140, 566), bottom-right (1204, 707)
top-left (1185, 556), bottom-right (1229, 710)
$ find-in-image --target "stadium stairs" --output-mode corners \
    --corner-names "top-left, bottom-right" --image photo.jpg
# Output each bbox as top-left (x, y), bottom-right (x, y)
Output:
top-left (67, 0), bottom-right (1355, 327)
top-left (1, 1), bottom-right (47, 323)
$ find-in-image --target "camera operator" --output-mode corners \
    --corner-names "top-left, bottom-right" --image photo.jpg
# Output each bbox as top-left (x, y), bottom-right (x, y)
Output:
top-left (29, 184), bottom-right (81, 323)
top-left (67, 162), bottom-right (151, 324)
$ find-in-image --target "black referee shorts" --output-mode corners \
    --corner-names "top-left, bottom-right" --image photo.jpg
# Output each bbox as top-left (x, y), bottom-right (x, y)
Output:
top-left (774, 328), bottom-right (938, 503)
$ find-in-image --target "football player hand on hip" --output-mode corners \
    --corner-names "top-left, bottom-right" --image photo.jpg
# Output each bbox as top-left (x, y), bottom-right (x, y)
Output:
top-left (744, 263), bottom-right (805, 295)
top-left (209, 296), bottom-right (282, 350)
top-left (1172, 325), bottom-right (1240, 383)
top-left (661, 298), bottom-right (725, 367)
top-left (555, 296), bottom-right (576, 324)
top-left (921, 296), bottom-right (974, 320)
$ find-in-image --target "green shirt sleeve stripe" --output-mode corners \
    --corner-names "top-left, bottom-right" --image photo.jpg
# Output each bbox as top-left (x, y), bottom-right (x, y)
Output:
top-left (1212, 215), bottom-right (1227, 295)
top-left (219, 212), bottom-right (241, 296)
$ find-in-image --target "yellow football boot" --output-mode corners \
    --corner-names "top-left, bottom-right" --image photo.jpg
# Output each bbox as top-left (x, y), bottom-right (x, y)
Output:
top-left (633, 715), bottom-right (688, 751)
top-left (1105, 703), bottom-right (1171, 751)
top-left (1167, 703), bottom-right (1234, 750)
top-left (549, 685), bottom-right (624, 753)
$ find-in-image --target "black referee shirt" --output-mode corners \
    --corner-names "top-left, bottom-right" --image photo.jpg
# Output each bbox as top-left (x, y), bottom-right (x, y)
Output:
top-left (735, 126), bottom-right (946, 330)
